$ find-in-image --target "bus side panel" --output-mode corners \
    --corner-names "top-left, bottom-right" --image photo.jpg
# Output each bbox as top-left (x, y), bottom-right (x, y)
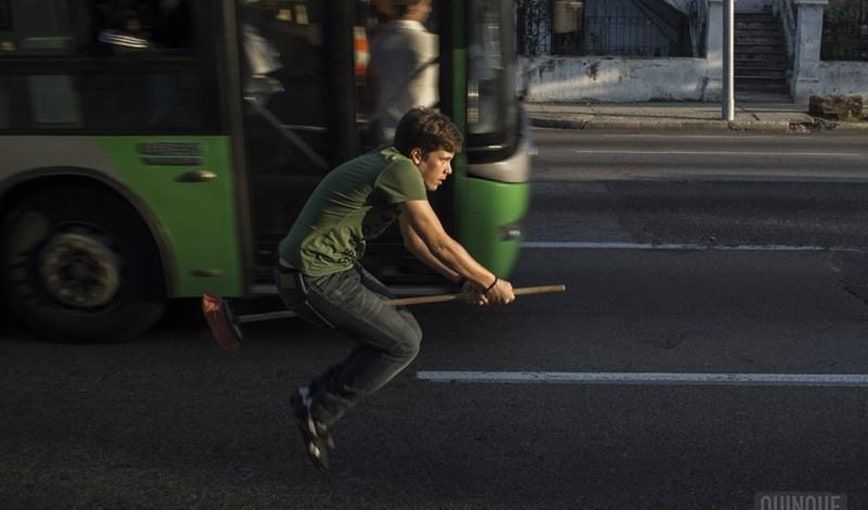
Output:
top-left (96, 136), bottom-right (244, 297)
top-left (455, 177), bottom-right (530, 278)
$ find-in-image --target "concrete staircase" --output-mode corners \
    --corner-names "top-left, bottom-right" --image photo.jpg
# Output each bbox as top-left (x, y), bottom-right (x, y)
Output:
top-left (735, 10), bottom-right (790, 99)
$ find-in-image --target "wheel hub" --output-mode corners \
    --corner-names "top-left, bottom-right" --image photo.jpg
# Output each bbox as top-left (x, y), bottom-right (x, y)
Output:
top-left (39, 232), bottom-right (121, 309)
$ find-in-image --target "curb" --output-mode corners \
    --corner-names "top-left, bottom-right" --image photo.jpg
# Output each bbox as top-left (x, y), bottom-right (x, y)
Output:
top-left (530, 116), bottom-right (868, 133)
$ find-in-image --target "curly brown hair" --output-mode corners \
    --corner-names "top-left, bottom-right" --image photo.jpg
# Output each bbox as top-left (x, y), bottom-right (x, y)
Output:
top-left (394, 107), bottom-right (463, 157)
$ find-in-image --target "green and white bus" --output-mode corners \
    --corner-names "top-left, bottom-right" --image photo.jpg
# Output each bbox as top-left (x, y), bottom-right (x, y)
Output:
top-left (0, 0), bottom-right (531, 342)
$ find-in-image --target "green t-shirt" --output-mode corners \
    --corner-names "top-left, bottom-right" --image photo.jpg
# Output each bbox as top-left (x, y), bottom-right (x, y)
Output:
top-left (278, 147), bottom-right (428, 277)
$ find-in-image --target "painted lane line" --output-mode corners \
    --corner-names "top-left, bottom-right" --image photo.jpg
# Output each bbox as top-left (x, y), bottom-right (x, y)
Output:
top-left (573, 150), bottom-right (861, 157)
top-left (598, 134), bottom-right (809, 140)
top-left (520, 241), bottom-right (860, 252)
top-left (416, 371), bottom-right (868, 387)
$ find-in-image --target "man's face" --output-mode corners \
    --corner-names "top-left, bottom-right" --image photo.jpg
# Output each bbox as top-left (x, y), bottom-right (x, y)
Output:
top-left (412, 148), bottom-right (455, 191)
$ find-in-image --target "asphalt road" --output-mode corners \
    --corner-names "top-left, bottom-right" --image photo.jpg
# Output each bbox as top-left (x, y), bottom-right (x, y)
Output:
top-left (2, 129), bottom-right (868, 509)
top-left (532, 130), bottom-right (868, 182)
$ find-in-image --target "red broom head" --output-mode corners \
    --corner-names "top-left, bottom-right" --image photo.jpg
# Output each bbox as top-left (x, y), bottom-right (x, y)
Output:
top-left (202, 293), bottom-right (242, 351)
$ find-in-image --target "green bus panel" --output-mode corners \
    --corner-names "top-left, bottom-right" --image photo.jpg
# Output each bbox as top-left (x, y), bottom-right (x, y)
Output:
top-left (455, 175), bottom-right (530, 278)
top-left (96, 136), bottom-right (243, 297)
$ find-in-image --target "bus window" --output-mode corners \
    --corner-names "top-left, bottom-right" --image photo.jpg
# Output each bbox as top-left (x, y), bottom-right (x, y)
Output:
top-left (467, 0), bottom-right (517, 152)
top-left (0, 0), bottom-right (215, 132)
top-left (0, 76), bottom-right (11, 128)
top-left (239, 1), bottom-right (332, 260)
top-left (29, 75), bottom-right (81, 126)
top-left (0, 0), bottom-right (76, 54)
top-left (89, 0), bottom-right (194, 54)
top-left (0, 2), bottom-right (10, 31)
top-left (355, 0), bottom-right (439, 148)
top-left (0, 0), bottom-right (192, 56)
top-left (239, 0), bottom-right (327, 171)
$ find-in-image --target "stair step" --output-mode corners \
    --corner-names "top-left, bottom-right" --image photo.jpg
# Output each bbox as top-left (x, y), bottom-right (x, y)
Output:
top-left (735, 17), bottom-right (777, 22)
top-left (736, 29), bottom-right (783, 38)
top-left (736, 82), bottom-right (789, 91)
top-left (736, 85), bottom-right (790, 94)
top-left (735, 69), bottom-right (787, 78)
top-left (735, 45), bottom-right (786, 54)
top-left (735, 12), bottom-right (778, 21)
top-left (738, 73), bottom-right (786, 79)
top-left (735, 72), bottom-right (787, 80)
top-left (735, 59), bottom-right (788, 67)
top-left (736, 37), bottom-right (784, 45)
top-left (735, 52), bottom-right (788, 60)
top-left (736, 78), bottom-right (789, 90)
top-left (736, 21), bottom-right (779, 30)
top-left (735, 66), bottom-right (787, 74)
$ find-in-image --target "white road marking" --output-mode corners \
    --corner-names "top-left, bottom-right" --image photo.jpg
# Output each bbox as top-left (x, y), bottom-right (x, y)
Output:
top-left (598, 134), bottom-right (803, 140)
top-left (416, 371), bottom-right (868, 387)
top-left (521, 241), bottom-right (859, 252)
top-left (573, 150), bottom-right (860, 157)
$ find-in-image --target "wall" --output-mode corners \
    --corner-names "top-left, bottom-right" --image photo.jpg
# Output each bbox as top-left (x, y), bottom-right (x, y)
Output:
top-left (518, 56), bottom-right (715, 102)
top-left (516, 0), bottom-right (865, 103)
top-left (813, 62), bottom-right (868, 100)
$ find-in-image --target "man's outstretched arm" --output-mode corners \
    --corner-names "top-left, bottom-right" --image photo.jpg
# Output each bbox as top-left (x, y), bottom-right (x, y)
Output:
top-left (398, 200), bottom-right (514, 304)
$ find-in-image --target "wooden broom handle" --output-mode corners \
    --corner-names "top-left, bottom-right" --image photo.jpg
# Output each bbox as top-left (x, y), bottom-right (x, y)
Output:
top-left (236, 284), bottom-right (566, 324)
top-left (384, 284), bottom-right (566, 306)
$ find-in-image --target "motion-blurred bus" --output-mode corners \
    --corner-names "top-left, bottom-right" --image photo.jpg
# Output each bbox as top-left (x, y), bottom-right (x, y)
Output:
top-left (0, 0), bottom-right (531, 341)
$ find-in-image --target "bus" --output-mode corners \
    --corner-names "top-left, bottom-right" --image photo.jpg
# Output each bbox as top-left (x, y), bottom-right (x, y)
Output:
top-left (0, 0), bottom-right (532, 342)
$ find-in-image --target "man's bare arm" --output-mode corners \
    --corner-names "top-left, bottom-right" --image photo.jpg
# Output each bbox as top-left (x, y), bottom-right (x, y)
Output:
top-left (399, 200), bottom-right (514, 303)
top-left (398, 213), bottom-right (460, 283)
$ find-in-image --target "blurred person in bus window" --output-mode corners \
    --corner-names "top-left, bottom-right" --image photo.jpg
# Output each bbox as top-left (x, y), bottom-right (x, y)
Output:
top-left (274, 108), bottom-right (515, 471)
top-left (368, 0), bottom-right (438, 144)
top-left (237, 3), bottom-right (283, 108)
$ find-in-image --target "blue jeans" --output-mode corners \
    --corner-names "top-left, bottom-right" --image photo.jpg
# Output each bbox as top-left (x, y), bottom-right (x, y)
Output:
top-left (274, 264), bottom-right (423, 427)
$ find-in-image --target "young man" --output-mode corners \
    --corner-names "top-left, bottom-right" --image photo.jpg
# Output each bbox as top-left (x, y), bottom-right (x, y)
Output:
top-left (275, 107), bottom-right (515, 471)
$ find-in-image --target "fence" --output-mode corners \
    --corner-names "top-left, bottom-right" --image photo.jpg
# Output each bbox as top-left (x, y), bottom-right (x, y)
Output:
top-left (583, 15), bottom-right (689, 57)
top-left (821, 0), bottom-right (868, 61)
top-left (517, 1), bottom-right (692, 57)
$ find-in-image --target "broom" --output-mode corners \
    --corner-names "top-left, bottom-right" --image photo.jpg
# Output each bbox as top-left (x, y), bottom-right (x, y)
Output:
top-left (203, 284), bottom-right (566, 351)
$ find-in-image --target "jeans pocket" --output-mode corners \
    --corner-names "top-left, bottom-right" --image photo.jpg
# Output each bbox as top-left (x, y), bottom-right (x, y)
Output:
top-left (307, 270), bottom-right (356, 301)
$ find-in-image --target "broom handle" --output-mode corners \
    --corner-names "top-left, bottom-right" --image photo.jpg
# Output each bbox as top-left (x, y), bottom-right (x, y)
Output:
top-left (236, 284), bottom-right (565, 324)
top-left (385, 284), bottom-right (566, 306)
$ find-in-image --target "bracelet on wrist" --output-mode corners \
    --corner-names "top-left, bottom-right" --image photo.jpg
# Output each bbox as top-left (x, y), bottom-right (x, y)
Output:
top-left (484, 277), bottom-right (498, 293)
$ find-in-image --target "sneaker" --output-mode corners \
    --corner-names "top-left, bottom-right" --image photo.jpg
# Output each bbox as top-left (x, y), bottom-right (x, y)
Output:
top-left (290, 387), bottom-right (333, 471)
top-left (297, 386), bottom-right (336, 449)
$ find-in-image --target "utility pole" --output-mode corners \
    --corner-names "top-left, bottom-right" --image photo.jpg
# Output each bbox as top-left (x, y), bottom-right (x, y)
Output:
top-left (722, 0), bottom-right (735, 120)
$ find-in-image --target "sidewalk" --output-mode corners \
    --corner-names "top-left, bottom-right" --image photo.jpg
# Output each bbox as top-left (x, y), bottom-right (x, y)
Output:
top-left (525, 101), bottom-right (868, 133)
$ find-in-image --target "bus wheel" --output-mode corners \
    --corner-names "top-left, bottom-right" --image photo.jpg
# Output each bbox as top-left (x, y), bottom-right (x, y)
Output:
top-left (1, 186), bottom-right (166, 342)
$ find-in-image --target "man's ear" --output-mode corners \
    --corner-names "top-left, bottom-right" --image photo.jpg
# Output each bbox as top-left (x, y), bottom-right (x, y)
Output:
top-left (410, 147), bottom-right (422, 164)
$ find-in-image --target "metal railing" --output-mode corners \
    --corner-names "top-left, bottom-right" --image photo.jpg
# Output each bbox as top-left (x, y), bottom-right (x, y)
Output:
top-left (516, 1), bottom-right (693, 57)
top-left (772, 0), bottom-right (797, 65)
top-left (583, 15), bottom-right (690, 57)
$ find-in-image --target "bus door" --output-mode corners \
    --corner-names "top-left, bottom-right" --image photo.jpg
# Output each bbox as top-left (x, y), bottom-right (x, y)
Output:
top-left (236, 0), bottom-right (457, 287)
top-left (236, 1), bottom-right (358, 281)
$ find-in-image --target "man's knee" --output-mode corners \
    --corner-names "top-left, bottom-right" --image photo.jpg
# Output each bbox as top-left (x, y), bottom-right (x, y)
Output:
top-left (393, 327), bottom-right (422, 362)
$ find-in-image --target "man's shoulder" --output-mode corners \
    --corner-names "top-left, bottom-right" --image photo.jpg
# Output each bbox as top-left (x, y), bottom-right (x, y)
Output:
top-left (374, 146), bottom-right (408, 165)
top-left (375, 149), bottom-right (424, 190)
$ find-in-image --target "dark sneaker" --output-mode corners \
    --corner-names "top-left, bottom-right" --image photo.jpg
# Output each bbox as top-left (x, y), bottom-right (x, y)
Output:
top-left (290, 387), bottom-right (333, 471)
top-left (296, 386), bottom-right (336, 449)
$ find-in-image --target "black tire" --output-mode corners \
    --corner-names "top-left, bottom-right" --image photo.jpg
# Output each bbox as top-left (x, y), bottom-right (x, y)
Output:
top-left (1, 185), bottom-right (166, 342)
